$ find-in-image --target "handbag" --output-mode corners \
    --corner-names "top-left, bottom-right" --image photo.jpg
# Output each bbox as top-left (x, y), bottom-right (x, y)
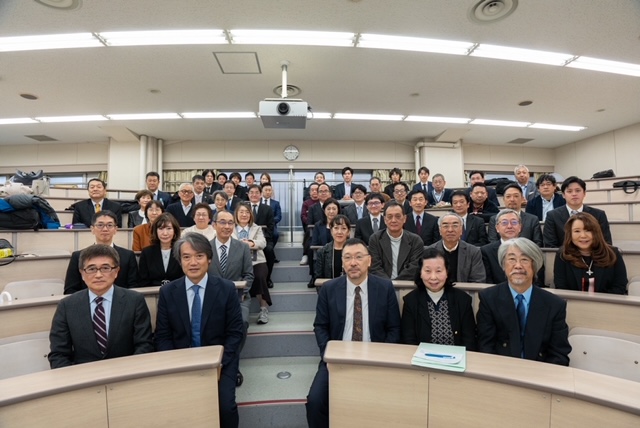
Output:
top-left (591, 169), bottom-right (615, 179)
top-left (0, 238), bottom-right (16, 266)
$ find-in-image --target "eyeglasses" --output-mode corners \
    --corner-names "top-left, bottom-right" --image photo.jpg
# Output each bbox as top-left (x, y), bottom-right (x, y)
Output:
top-left (83, 265), bottom-right (116, 274)
top-left (353, 191), bottom-right (365, 195)
top-left (394, 189), bottom-right (406, 194)
top-left (498, 220), bottom-right (521, 227)
top-left (367, 201), bottom-right (382, 206)
top-left (440, 223), bottom-right (461, 230)
top-left (180, 190), bottom-right (194, 194)
top-left (343, 254), bottom-right (369, 263)
top-left (318, 189), bottom-right (330, 194)
top-left (215, 220), bottom-right (235, 227)
top-left (505, 257), bottom-right (532, 266)
top-left (93, 223), bottom-right (116, 229)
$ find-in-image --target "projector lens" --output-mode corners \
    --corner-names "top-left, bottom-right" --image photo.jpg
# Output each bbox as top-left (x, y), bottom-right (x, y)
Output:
top-left (277, 102), bottom-right (290, 115)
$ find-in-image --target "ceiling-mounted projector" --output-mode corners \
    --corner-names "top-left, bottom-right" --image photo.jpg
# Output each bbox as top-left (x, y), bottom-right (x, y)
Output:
top-left (260, 60), bottom-right (309, 129)
top-left (260, 98), bottom-right (308, 129)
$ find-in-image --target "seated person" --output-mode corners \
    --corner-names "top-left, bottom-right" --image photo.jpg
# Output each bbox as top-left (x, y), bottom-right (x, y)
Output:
top-left (355, 192), bottom-right (386, 245)
top-left (404, 189), bottom-right (440, 246)
top-left (183, 203), bottom-right (216, 240)
top-left (65, 211), bottom-right (138, 294)
top-left (392, 181), bottom-right (412, 214)
top-left (487, 184), bottom-right (542, 246)
top-left (211, 190), bottom-right (229, 216)
top-left (412, 166), bottom-right (433, 194)
top-left (202, 169), bottom-right (221, 195)
top-left (72, 178), bottom-right (122, 228)
top-left (342, 184), bottom-right (368, 224)
top-left (554, 212), bottom-right (627, 294)
top-left (133, 200), bottom-right (164, 252)
top-left (514, 164), bottom-right (536, 202)
top-left (450, 190), bottom-right (488, 247)
top-left (315, 215), bottom-right (351, 280)
top-left (468, 182), bottom-right (499, 223)
top-left (128, 189), bottom-right (154, 228)
top-left (49, 244), bottom-right (153, 368)
top-left (223, 181), bottom-right (243, 212)
top-left (369, 177), bottom-right (391, 202)
top-left (383, 167), bottom-right (403, 198)
top-left (401, 248), bottom-right (477, 350)
top-left (426, 173), bottom-right (453, 207)
top-left (165, 183), bottom-right (196, 227)
top-left (467, 170), bottom-right (500, 207)
top-left (191, 174), bottom-right (214, 205)
top-left (311, 198), bottom-right (341, 248)
top-left (525, 174), bottom-right (566, 222)
top-left (138, 213), bottom-right (183, 287)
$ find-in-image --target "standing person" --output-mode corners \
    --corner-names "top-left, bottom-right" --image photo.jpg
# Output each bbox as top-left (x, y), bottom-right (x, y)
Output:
top-left (468, 182), bottom-right (499, 223)
top-left (300, 182), bottom-right (320, 265)
top-left (229, 172), bottom-right (247, 201)
top-left (401, 248), bottom-right (477, 349)
top-left (259, 172), bottom-right (272, 185)
top-left (247, 184), bottom-right (276, 288)
top-left (72, 178), bottom-right (122, 228)
top-left (132, 200), bottom-right (164, 251)
top-left (477, 238), bottom-right (572, 366)
top-left (383, 167), bottom-right (403, 198)
top-left (145, 171), bottom-right (171, 207)
top-left (392, 182), bottom-right (412, 214)
top-left (427, 173), bottom-right (453, 207)
top-left (183, 203), bottom-right (216, 240)
top-left (525, 174), bottom-right (566, 222)
top-left (223, 181), bottom-right (242, 213)
top-left (217, 172), bottom-right (228, 188)
top-left (404, 189), bottom-right (440, 246)
top-left (554, 212), bottom-right (627, 294)
top-left (369, 177), bottom-right (391, 202)
top-left (202, 169), bottom-right (220, 195)
top-left (261, 182), bottom-right (282, 262)
top-left (311, 199), bottom-right (341, 248)
top-left (355, 192), bottom-right (386, 245)
top-left (342, 184), bottom-right (368, 224)
top-left (514, 164), bottom-right (536, 202)
top-left (49, 245), bottom-right (153, 368)
top-left (467, 170), bottom-right (500, 207)
top-left (155, 233), bottom-right (244, 428)
top-left (333, 166), bottom-right (357, 200)
top-left (306, 238), bottom-right (401, 428)
top-left (412, 166), bottom-right (433, 194)
top-left (192, 174), bottom-right (214, 205)
top-left (128, 189), bottom-right (154, 228)
top-left (138, 213), bottom-right (183, 287)
top-left (314, 215), bottom-right (351, 280)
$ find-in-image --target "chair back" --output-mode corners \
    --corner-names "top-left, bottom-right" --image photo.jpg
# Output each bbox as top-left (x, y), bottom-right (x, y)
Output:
top-left (3, 279), bottom-right (64, 300)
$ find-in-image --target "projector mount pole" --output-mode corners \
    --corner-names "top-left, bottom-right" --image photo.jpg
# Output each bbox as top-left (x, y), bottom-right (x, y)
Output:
top-left (281, 60), bottom-right (290, 99)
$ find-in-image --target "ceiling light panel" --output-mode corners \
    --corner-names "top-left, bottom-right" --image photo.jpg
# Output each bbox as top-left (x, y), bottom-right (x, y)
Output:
top-left (333, 113), bottom-right (404, 121)
top-left (358, 34), bottom-right (473, 55)
top-left (0, 33), bottom-right (102, 52)
top-left (0, 118), bottom-right (39, 125)
top-left (36, 115), bottom-right (108, 123)
top-left (231, 30), bottom-right (354, 47)
top-left (470, 44), bottom-right (573, 66)
top-left (182, 112), bottom-right (257, 119)
top-left (566, 56), bottom-right (640, 77)
top-left (405, 116), bottom-right (471, 124)
top-left (107, 113), bottom-right (181, 120)
top-left (471, 119), bottom-right (530, 127)
top-left (99, 30), bottom-right (227, 46)
top-left (529, 123), bottom-right (586, 131)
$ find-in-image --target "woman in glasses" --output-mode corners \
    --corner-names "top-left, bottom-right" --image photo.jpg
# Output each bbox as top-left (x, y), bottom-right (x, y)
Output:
top-left (233, 202), bottom-right (271, 324)
top-left (132, 200), bottom-right (164, 251)
top-left (315, 215), bottom-right (351, 280)
top-left (138, 213), bottom-right (183, 287)
top-left (554, 212), bottom-right (627, 294)
top-left (183, 203), bottom-right (216, 241)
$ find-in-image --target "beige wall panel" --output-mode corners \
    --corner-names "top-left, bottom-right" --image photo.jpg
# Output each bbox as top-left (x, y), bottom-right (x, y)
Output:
top-left (554, 143), bottom-right (577, 178)
top-left (613, 122), bottom-right (640, 177)
top-left (0, 258), bottom-right (69, 290)
top-left (0, 144), bottom-right (39, 166)
top-left (489, 145), bottom-right (527, 164)
top-left (584, 190), bottom-right (609, 203)
top-left (522, 147), bottom-right (556, 167)
top-left (463, 144), bottom-right (492, 164)
top-left (76, 142), bottom-right (109, 164)
top-left (574, 133), bottom-right (617, 178)
top-left (15, 231), bottom-right (75, 253)
top-left (423, 146), bottom-right (465, 187)
top-left (428, 373), bottom-right (550, 428)
top-left (594, 203), bottom-right (630, 221)
top-left (329, 364), bottom-right (429, 428)
top-left (108, 139), bottom-right (141, 190)
top-left (107, 370), bottom-right (219, 428)
top-left (551, 394), bottom-right (639, 428)
top-left (0, 386), bottom-right (107, 428)
top-left (36, 143), bottom-right (79, 165)
top-left (566, 300), bottom-right (640, 336)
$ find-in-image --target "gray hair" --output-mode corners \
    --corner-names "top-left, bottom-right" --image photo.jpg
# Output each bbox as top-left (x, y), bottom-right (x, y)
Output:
top-left (79, 244), bottom-right (120, 269)
top-left (496, 209), bottom-right (521, 223)
top-left (173, 233), bottom-right (213, 262)
top-left (432, 173), bottom-right (445, 181)
top-left (498, 237), bottom-right (544, 273)
top-left (213, 190), bottom-right (229, 202)
top-left (178, 182), bottom-right (193, 192)
top-left (438, 212), bottom-right (463, 227)
top-left (514, 164), bottom-right (529, 175)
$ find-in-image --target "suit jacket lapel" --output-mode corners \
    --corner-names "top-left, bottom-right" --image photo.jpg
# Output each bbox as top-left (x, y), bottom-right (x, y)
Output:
top-left (497, 284), bottom-right (522, 357)
top-left (108, 287), bottom-right (126, 352)
top-left (367, 278), bottom-right (379, 334)
top-left (381, 233), bottom-right (393, 274)
top-left (210, 239), bottom-right (223, 276)
top-left (78, 290), bottom-right (102, 356)
top-left (336, 279), bottom-right (347, 334)
top-left (456, 242), bottom-right (467, 280)
top-left (201, 276), bottom-right (221, 328)
top-left (171, 279), bottom-right (191, 336)
top-left (397, 233), bottom-right (411, 271)
top-left (524, 287), bottom-right (550, 359)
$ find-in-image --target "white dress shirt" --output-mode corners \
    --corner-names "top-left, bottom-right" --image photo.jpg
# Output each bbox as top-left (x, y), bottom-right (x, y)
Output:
top-left (341, 278), bottom-right (370, 342)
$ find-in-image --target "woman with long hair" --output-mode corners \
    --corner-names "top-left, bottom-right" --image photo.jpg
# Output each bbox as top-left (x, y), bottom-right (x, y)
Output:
top-left (311, 198), bottom-right (341, 247)
top-left (132, 200), bottom-right (164, 251)
top-left (259, 172), bottom-right (272, 185)
top-left (138, 212), bottom-right (183, 287)
top-left (401, 248), bottom-right (477, 349)
top-left (233, 202), bottom-right (272, 324)
top-left (554, 212), bottom-right (627, 294)
top-left (314, 215), bottom-right (351, 279)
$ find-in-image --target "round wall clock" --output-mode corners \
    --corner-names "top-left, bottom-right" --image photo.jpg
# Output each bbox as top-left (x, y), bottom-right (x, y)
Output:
top-left (283, 145), bottom-right (300, 161)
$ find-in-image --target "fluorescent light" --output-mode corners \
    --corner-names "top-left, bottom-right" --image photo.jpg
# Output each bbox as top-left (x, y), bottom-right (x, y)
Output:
top-left (566, 56), bottom-right (640, 77)
top-left (471, 119), bottom-right (530, 127)
top-left (99, 30), bottom-right (227, 46)
top-left (36, 115), bottom-right (108, 123)
top-left (470, 44), bottom-right (573, 66)
top-left (0, 118), bottom-right (39, 125)
top-left (0, 33), bottom-right (102, 52)
top-left (358, 34), bottom-right (472, 55)
top-left (231, 30), bottom-right (354, 47)
top-left (529, 123), bottom-right (586, 131)
top-left (182, 112), bottom-right (257, 119)
top-left (107, 113), bottom-right (181, 120)
top-left (308, 112), bottom-right (332, 119)
top-left (333, 113), bottom-right (404, 121)
top-left (405, 115), bottom-right (471, 124)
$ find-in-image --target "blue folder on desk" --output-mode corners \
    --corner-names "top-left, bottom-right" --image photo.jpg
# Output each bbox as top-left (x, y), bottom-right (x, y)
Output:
top-left (411, 343), bottom-right (466, 372)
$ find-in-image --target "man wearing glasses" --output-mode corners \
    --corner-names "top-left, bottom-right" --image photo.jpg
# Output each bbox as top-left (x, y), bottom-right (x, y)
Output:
top-left (306, 238), bottom-right (400, 428)
top-left (64, 211), bottom-right (138, 294)
top-left (166, 182), bottom-right (197, 227)
top-left (392, 182), bottom-right (412, 214)
top-left (487, 184), bottom-right (543, 246)
top-left (355, 193), bottom-right (386, 245)
top-left (50, 244), bottom-right (153, 368)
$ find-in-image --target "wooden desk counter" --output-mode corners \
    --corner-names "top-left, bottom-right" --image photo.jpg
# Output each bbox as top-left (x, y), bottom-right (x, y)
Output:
top-left (324, 341), bottom-right (640, 428)
top-left (0, 346), bottom-right (223, 428)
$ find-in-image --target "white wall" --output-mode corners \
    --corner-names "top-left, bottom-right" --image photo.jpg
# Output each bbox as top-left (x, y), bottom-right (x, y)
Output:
top-left (0, 142), bottom-right (108, 175)
top-left (463, 144), bottom-right (555, 173)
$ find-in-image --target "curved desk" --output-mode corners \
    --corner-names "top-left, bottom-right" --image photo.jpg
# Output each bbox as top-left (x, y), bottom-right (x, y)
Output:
top-left (0, 346), bottom-right (223, 428)
top-left (324, 341), bottom-right (640, 427)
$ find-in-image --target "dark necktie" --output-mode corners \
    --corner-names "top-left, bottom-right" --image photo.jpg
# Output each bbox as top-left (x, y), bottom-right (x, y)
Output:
top-left (93, 296), bottom-right (107, 354)
top-left (352, 286), bottom-right (363, 341)
top-left (253, 204), bottom-right (258, 217)
top-left (570, 210), bottom-right (578, 216)
top-left (515, 294), bottom-right (526, 357)
top-left (372, 218), bottom-right (379, 233)
top-left (423, 184), bottom-right (426, 192)
top-left (416, 215), bottom-right (422, 235)
top-left (263, 198), bottom-right (268, 205)
top-left (191, 285), bottom-right (202, 347)
top-left (219, 245), bottom-right (228, 274)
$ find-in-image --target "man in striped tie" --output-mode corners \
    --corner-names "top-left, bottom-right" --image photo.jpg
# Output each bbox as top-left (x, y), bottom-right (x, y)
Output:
top-left (49, 245), bottom-right (154, 368)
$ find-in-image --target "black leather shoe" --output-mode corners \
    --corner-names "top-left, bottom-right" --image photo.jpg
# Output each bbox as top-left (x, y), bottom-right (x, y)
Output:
top-left (307, 279), bottom-right (316, 288)
top-left (267, 280), bottom-right (274, 289)
top-left (236, 371), bottom-right (244, 387)
top-left (274, 259), bottom-right (280, 263)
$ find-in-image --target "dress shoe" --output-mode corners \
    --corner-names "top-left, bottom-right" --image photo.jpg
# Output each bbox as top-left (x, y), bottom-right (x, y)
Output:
top-left (236, 371), bottom-right (244, 387)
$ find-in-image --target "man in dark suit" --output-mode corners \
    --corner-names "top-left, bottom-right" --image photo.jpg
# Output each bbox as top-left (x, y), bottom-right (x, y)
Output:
top-left (543, 176), bottom-right (612, 247)
top-left (404, 189), bottom-right (440, 246)
top-left (247, 184), bottom-right (276, 287)
top-left (525, 174), bottom-right (566, 222)
top-left (469, 182), bottom-right (500, 223)
top-left (155, 233), bottom-right (244, 428)
top-left (191, 174), bottom-right (214, 205)
top-left (72, 178), bottom-right (122, 228)
top-left (165, 183), bottom-right (197, 227)
top-left (368, 201), bottom-right (424, 280)
top-left (261, 182), bottom-right (281, 247)
top-left (428, 212), bottom-right (486, 283)
top-left (64, 211), bottom-right (138, 294)
top-left (412, 166), bottom-right (434, 194)
top-left (392, 182), bottom-right (412, 214)
top-left (451, 190), bottom-right (488, 247)
top-left (341, 184), bottom-right (368, 224)
top-left (477, 237), bottom-right (571, 365)
top-left (305, 183), bottom-right (334, 281)
top-left (301, 182), bottom-right (320, 265)
top-left (468, 170), bottom-right (500, 207)
top-left (306, 238), bottom-right (401, 428)
top-left (223, 181), bottom-right (243, 212)
top-left (355, 193), bottom-right (386, 245)
top-left (332, 166), bottom-right (358, 200)
top-left (50, 244), bottom-right (153, 368)
top-left (146, 171), bottom-right (171, 207)
top-left (209, 210), bottom-right (254, 387)
top-left (514, 164), bottom-right (536, 202)
top-left (230, 172), bottom-right (247, 201)
top-left (487, 184), bottom-right (543, 246)
top-left (426, 173), bottom-right (453, 207)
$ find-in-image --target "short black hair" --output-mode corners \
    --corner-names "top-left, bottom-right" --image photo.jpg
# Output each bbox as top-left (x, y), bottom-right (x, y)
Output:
top-left (365, 192), bottom-right (386, 204)
top-left (88, 178), bottom-right (106, 187)
top-left (79, 244), bottom-right (120, 269)
top-left (469, 170), bottom-right (485, 179)
top-left (471, 182), bottom-right (487, 190)
top-left (343, 238), bottom-right (368, 252)
top-left (192, 174), bottom-right (205, 183)
top-left (418, 166), bottom-right (430, 175)
top-left (393, 181), bottom-right (410, 192)
top-left (245, 172), bottom-right (255, 179)
top-left (247, 184), bottom-right (262, 193)
top-left (91, 210), bottom-right (118, 226)
top-left (561, 176), bottom-right (586, 193)
top-left (341, 166), bottom-right (354, 176)
top-left (536, 174), bottom-right (557, 187)
top-left (217, 172), bottom-right (228, 180)
top-left (408, 189), bottom-right (428, 200)
top-left (450, 190), bottom-right (470, 204)
top-left (173, 233), bottom-right (213, 262)
top-left (383, 200), bottom-right (405, 215)
top-left (502, 183), bottom-right (523, 195)
top-left (229, 172), bottom-right (242, 181)
top-left (389, 168), bottom-right (403, 178)
top-left (146, 171), bottom-right (160, 180)
top-left (353, 184), bottom-right (367, 194)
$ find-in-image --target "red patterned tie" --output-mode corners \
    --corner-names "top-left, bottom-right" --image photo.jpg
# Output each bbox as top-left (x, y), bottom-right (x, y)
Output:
top-left (93, 296), bottom-right (107, 354)
top-left (352, 286), bottom-right (363, 341)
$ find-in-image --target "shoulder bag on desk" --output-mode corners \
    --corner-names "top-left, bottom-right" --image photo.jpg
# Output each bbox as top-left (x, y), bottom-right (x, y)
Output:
top-left (0, 238), bottom-right (16, 266)
top-left (612, 180), bottom-right (640, 194)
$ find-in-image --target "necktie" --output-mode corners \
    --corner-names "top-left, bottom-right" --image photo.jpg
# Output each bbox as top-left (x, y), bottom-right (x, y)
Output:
top-left (571, 210), bottom-right (578, 216)
top-left (263, 198), bottom-right (268, 205)
top-left (352, 286), bottom-right (363, 341)
top-left (238, 229), bottom-right (249, 240)
top-left (95, 203), bottom-right (101, 213)
top-left (93, 296), bottom-right (107, 354)
top-left (515, 294), bottom-right (526, 357)
top-left (191, 285), bottom-right (202, 347)
top-left (423, 184), bottom-right (426, 192)
top-left (372, 218), bottom-right (379, 233)
top-left (416, 215), bottom-right (422, 235)
top-left (219, 244), bottom-right (228, 274)
top-left (253, 204), bottom-right (258, 217)
top-left (357, 206), bottom-right (363, 219)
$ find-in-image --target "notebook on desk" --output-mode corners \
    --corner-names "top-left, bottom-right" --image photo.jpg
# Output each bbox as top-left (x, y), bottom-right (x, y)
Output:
top-left (411, 343), bottom-right (466, 372)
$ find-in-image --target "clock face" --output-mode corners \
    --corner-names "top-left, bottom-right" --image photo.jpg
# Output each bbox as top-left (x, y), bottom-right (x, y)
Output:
top-left (283, 145), bottom-right (300, 161)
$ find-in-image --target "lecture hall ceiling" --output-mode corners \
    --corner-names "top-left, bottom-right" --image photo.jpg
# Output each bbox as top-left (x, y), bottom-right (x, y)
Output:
top-left (0, 0), bottom-right (638, 148)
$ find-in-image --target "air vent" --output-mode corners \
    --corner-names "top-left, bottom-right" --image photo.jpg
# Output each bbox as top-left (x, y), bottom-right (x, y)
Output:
top-left (25, 135), bottom-right (58, 142)
top-left (506, 138), bottom-right (533, 145)
top-left (469, 0), bottom-right (518, 24)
